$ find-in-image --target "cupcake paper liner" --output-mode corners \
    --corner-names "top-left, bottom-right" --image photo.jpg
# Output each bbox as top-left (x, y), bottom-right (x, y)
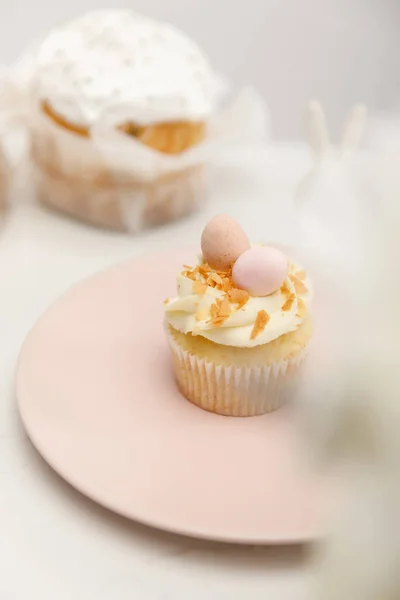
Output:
top-left (166, 327), bottom-right (309, 417)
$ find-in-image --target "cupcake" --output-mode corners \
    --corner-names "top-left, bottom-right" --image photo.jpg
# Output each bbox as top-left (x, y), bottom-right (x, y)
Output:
top-left (29, 10), bottom-right (224, 231)
top-left (164, 215), bottom-right (312, 417)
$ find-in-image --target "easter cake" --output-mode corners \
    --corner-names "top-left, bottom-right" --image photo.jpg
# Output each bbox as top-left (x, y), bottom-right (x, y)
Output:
top-left (29, 10), bottom-right (224, 231)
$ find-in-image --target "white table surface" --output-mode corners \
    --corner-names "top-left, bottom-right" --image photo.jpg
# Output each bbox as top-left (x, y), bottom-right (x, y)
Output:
top-left (0, 146), bottom-right (314, 600)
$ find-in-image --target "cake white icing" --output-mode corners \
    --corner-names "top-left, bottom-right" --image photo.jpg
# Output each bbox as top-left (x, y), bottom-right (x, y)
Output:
top-left (34, 10), bottom-right (225, 127)
top-left (165, 258), bottom-right (312, 348)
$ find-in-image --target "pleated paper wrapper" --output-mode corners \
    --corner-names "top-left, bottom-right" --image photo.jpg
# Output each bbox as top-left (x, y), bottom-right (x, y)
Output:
top-left (27, 86), bottom-right (269, 233)
top-left (166, 326), bottom-right (309, 417)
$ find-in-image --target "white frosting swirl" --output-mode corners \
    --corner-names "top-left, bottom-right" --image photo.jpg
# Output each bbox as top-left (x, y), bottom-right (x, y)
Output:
top-left (34, 10), bottom-right (225, 127)
top-left (165, 259), bottom-right (312, 348)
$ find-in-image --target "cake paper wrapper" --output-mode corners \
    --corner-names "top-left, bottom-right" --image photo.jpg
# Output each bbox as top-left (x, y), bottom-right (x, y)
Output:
top-left (166, 327), bottom-right (309, 417)
top-left (27, 86), bottom-right (269, 232)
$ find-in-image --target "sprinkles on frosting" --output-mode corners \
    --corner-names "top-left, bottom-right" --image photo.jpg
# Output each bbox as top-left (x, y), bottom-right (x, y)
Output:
top-left (35, 9), bottom-right (224, 127)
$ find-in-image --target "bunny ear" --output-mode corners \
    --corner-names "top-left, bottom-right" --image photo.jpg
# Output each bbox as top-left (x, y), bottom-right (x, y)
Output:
top-left (340, 103), bottom-right (368, 155)
top-left (305, 101), bottom-right (330, 158)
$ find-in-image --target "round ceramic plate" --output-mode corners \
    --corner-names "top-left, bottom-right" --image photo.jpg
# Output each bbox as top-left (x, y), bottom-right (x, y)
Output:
top-left (17, 250), bottom-right (331, 544)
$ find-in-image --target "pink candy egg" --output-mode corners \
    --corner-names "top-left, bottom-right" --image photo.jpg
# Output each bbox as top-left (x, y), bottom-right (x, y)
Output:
top-left (201, 215), bottom-right (250, 270)
top-left (232, 246), bottom-right (288, 296)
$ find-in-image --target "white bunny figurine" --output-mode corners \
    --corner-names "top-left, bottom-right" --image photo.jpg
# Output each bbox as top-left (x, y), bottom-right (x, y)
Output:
top-left (296, 101), bottom-right (368, 268)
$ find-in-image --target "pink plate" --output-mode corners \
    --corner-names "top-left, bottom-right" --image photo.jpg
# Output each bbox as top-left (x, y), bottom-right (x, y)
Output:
top-left (17, 250), bottom-right (332, 544)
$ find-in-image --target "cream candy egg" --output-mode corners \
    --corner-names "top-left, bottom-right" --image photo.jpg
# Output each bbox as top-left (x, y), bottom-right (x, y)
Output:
top-left (201, 215), bottom-right (250, 270)
top-left (232, 246), bottom-right (288, 297)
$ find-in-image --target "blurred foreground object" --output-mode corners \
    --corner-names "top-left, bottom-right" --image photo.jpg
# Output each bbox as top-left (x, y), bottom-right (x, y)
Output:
top-left (296, 104), bottom-right (400, 600)
top-left (0, 66), bottom-right (25, 225)
top-left (13, 10), bottom-right (269, 233)
top-left (296, 101), bottom-right (368, 255)
top-left (0, 144), bottom-right (8, 224)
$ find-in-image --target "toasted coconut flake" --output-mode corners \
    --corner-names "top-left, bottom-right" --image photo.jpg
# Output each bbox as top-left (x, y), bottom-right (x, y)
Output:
top-left (289, 274), bottom-right (308, 294)
top-left (183, 261), bottom-right (239, 296)
top-left (282, 293), bottom-right (295, 312)
top-left (211, 317), bottom-right (227, 327)
top-left (196, 306), bottom-right (209, 321)
top-left (295, 269), bottom-right (306, 281)
top-left (280, 281), bottom-right (291, 296)
top-left (210, 272), bottom-right (223, 285)
top-left (208, 296), bottom-right (231, 325)
top-left (199, 263), bottom-right (212, 276)
top-left (181, 264), bottom-right (200, 280)
top-left (193, 280), bottom-right (207, 295)
top-left (228, 288), bottom-right (250, 307)
top-left (296, 298), bottom-right (307, 319)
top-left (215, 268), bottom-right (231, 277)
top-left (163, 298), bottom-right (170, 304)
top-left (250, 310), bottom-right (270, 339)
top-left (222, 277), bottom-right (232, 292)
top-left (218, 295), bottom-right (231, 317)
top-left (209, 302), bottom-right (219, 319)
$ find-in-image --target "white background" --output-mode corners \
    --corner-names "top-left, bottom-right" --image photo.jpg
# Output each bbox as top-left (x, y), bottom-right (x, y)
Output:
top-left (0, 1), bottom-right (398, 599)
top-left (1, 0), bottom-right (400, 137)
